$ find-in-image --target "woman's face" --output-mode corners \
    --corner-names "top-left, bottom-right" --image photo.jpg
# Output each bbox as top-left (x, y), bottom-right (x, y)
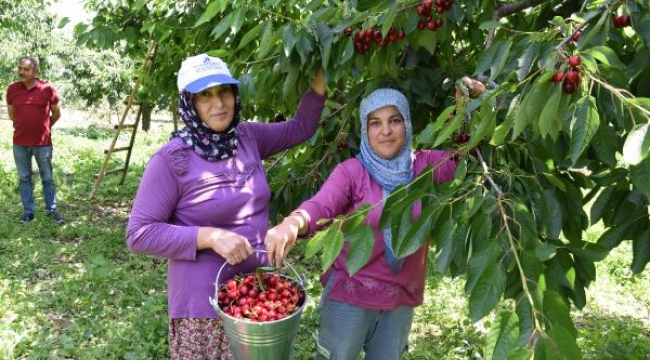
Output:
top-left (366, 105), bottom-right (406, 160)
top-left (194, 85), bottom-right (236, 132)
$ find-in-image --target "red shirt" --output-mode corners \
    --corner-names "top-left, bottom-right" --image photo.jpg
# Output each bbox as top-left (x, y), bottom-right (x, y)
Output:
top-left (6, 79), bottom-right (59, 146)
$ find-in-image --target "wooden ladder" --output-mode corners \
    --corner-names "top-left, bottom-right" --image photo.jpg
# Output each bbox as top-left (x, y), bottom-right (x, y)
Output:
top-left (89, 42), bottom-right (157, 200)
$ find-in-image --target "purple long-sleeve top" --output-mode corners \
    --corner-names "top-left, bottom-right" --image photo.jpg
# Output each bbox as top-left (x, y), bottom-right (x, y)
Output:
top-left (126, 90), bottom-right (325, 319)
top-left (298, 150), bottom-right (457, 310)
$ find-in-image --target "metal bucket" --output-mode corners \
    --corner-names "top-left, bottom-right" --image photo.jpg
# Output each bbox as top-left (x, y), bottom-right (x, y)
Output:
top-left (209, 253), bottom-right (307, 360)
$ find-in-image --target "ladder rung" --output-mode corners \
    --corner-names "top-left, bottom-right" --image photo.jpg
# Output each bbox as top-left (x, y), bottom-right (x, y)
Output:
top-left (114, 124), bottom-right (136, 130)
top-left (104, 168), bottom-right (126, 176)
top-left (105, 147), bottom-right (131, 154)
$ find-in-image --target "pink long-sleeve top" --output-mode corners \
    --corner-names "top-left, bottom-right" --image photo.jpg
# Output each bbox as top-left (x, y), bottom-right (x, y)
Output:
top-left (298, 150), bottom-right (457, 310)
top-left (126, 90), bottom-right (325, 319)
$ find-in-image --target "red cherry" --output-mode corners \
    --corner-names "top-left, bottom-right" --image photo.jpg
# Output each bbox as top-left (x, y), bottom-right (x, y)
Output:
top-left (562, 81), bottom-right (576, 94)
top-left (567, 55), bottom-right (581, 69)
top-left (620, 14), bottom-right (631, 27)
top-left (571, 31), bottom-right (582, 42)
top-left (551, 71), bottom-right (565, 83)
top-left (565, 70), bottom-right (580, 84)
top-left (454, 132), bottom-right (470, 144)
top-left (226, 279), bottom-right (237, 291)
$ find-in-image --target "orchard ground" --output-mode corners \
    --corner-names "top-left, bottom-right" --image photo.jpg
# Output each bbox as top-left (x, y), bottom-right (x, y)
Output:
top-left (0, 109), bottom-right (648, 359)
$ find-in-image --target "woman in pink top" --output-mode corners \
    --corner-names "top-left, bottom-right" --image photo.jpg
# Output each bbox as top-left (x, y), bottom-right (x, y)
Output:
top-left (265, 88), bottom-right (457, 359)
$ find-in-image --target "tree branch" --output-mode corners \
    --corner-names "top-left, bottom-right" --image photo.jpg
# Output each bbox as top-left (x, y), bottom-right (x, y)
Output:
top-left (486, 0), bottom-right (552, 49)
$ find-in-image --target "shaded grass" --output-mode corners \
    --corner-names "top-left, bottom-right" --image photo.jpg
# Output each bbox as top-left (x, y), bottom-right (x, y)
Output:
top-left (0, 116), bottom-right (648, 359)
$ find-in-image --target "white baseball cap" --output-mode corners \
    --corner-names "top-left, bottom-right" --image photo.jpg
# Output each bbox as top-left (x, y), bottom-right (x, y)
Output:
top-left (177, 54), bottom-right (240, 93)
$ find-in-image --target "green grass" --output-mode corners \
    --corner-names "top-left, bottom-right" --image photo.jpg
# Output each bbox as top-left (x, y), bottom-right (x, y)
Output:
top-left (0, 114), bottom-right (648, 359)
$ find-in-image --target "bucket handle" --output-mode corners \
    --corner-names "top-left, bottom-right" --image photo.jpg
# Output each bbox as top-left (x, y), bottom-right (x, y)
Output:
top-left (214, 249), bottom-right (306, 291)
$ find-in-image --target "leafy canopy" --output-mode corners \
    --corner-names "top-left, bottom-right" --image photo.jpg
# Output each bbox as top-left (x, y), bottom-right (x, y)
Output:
top-left (76, 0), bottom-right (650, 359)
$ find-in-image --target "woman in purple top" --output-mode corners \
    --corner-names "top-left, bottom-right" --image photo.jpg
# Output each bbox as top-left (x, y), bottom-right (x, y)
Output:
top-left (265, 88), bottom-right (457, 359)
top-left (126, 53), bottom-right (326, 359)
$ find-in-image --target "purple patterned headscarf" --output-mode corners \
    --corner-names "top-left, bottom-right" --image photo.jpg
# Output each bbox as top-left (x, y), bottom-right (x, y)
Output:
top-left (171, 86), bottom-right (242, 161)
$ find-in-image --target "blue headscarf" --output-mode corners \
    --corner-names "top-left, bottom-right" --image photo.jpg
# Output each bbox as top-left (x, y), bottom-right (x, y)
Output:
top-left (356, 88), bottom-right (414, 272)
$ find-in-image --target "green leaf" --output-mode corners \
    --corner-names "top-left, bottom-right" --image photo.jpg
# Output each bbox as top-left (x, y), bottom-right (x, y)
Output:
top-left (210, 12), bottom-right (234, 40)
top-left (534, 243), bottom-right (556, 261)
top-left (631, 229), bottom-right (650, 273)
top-left (490, 41), bottom-right (512, 79)
top-left (570, 95), bottom-right (600, 166)
top-left (466, 102), bottom-right (496, 149)
top-left (257, 22), bottom-right (275, 59)
top-left (543, 189), bottom-right (562, 239)
top-left (537, 84), bottom-right (563, 139)
top-left (477, 41), bottom-right (502, 76)
top-left (340, 37), bottom-right (355, 66)
top-left (380, 4), bottom-right (397, 37)
top-left (597, 222), bottom-right (633, 249)
top-left (434, 217), bottom-right (455, 273)
top-left (283, 24), bottom-right (298, 57)
top-left (491, 94), bottom-right (518, 146)
top-left (543, 290), bottom-right (577, 337)
top-left (630, 157), bottom-right (650, 200)
top-left (623, 123), bottom-right (650, 165)
top-left (506, 347), bottom-right (534, 360)
top-left (546, 324), bottom-right (582, 360)
top-left (567, 241), bottom-right (609, 262)
top-left (296, 29), bottom-right (313, 65)
top-left (314, 22), bottom-right (333, 69)
top-left (484, 310), bottom-right (520, 360)
top-left (417, 105), bottom-right (454, 146)
top-left (236, 22), bottom-right (264, 51)
top-left (305, 223), bottom-right (337, 258)
top-left (282, 66), bottom-right (299, 99)
top-left (321, 228), bottom-right (344, 273)
top-left (512, 80), bottom-right (553, 140)
top-left (433, 111), bottom-right (464, 147)
top-left (466, 240), bottom-right (501, 295)
top-left (582, 45), bottom-right (626, 70)
top-left (344, 223), bottom-right (374, 276)
top-left (194, 1), bottom-right (226, 28)
top-left (590, 186), bottom-right (614, 225)
top-left (394, 207), bottom-right (432, 258)
top-left (468, 261), bottom-right (507, 322)
top-left (413, 26), bottom-right (438, 54)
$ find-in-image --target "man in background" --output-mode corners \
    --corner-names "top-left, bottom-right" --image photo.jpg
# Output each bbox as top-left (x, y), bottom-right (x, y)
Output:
top-left (6, 56), bottom-right (64, 224)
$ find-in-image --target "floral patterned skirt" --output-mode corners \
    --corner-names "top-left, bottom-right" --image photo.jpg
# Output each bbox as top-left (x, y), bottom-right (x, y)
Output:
top-left (169, 318), bottom-right (235, 360)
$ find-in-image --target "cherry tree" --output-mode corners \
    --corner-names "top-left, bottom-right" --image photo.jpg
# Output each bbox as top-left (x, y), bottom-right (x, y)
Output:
top-left (76, 0), bottom-right (650, 358)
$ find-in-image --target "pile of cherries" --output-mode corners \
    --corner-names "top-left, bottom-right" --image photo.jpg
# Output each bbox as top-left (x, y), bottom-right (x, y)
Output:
top-left (349, 26), bottom-right (406, 54)
top-left (416, 0), bottom-right (454, 31)
top-left (551, 55), bottom-right (582, 94)
top-left (216, 270), bottom-right (305, 322)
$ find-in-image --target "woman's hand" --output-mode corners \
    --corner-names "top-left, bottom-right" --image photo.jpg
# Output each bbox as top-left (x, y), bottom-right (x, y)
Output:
top-left (311, 67), bottom-right (326, 96)
top-left (197, 227), bottom-right (253, 265)
top-left (264, 213), bottom-right (307, 267)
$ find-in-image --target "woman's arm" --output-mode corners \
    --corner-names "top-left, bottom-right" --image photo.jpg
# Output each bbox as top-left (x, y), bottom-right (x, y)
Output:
top-left (126, 153), bottom-right (198, 260)
top-left (264, 161), bottom-right (356, 266)
top-left (249, 68), bottom-right (327, 159)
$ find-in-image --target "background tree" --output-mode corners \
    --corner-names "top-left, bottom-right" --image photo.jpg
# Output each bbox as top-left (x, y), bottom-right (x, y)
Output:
top-left (74, 0), bottom-right (650, 359)
top-left (0, 0), bottom-right (134, 109)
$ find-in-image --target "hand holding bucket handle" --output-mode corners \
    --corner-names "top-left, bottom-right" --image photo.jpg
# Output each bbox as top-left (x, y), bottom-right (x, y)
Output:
top-left (213, 249), bottom-right (306, 294)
